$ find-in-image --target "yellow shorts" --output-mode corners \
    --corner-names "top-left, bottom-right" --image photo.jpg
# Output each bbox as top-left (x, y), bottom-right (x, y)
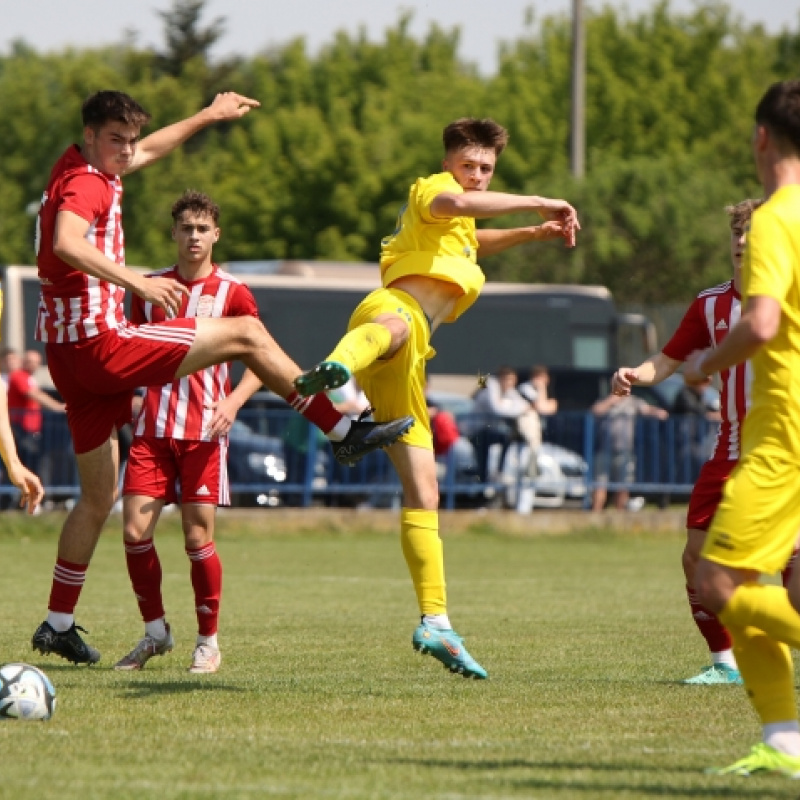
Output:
top-left (348, 288), bottom-right (435, 450)
top-left (703, 450), bottom-right (800, 574)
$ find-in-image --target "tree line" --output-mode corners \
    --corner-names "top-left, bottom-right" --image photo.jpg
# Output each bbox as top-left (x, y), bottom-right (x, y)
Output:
top-left (0, 0), bottom-right (797, 302)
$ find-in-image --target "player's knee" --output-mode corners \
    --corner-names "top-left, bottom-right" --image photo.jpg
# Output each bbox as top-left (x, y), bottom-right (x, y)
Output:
top-left (77, 492), bottom-right (116, 527)
top-left (122, 521), bottom-right (147, 544)
top-left (694, 566), bottom-right (728, 615)
top-left (239, 315), bottom-right (270, 350)
top-left (374, 313), bottom-right (410, 354)
top-left (183, 526), bottom-right (212, 549)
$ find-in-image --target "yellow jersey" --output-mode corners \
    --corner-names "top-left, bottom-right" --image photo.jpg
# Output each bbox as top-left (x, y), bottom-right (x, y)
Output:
top-left (742, 184), bottom-right (800, 460)
top-left (380, 171), bottom-right (485, 322)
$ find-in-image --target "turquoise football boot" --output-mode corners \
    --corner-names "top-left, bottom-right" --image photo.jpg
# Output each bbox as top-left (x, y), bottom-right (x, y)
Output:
top-left (412, 621), bottom-right (488, 679)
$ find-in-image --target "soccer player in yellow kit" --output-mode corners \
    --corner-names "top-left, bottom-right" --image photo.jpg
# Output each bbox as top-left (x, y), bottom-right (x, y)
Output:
top-left (0, 292), bottom-right (44, 514)
top-left (684, 80), bottom-right (800, 777)
top-left (295, 118), bottom-right (579, 678)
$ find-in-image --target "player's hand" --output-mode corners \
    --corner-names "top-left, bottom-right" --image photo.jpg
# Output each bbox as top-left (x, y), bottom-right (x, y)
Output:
top-left (206, 92), bottom-right (260, 121)
top-left (205, 397), bottom-right (239, 439)
top-left (8, 464), bottom-right (44, 515)
top-left (684, 349), bottom-right (712, 385)
top-left (534, 199), bottom-right (580, 248)
top-left (611, 368), bottom-right (638, 396)
top-left (532, 221), bottom-right (569, 242)
top-left (137, 277), bottom-right (189, 319)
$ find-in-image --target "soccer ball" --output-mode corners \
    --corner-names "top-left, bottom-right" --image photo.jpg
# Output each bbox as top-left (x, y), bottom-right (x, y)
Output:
top-left (0, 663), bottom-right (56, 721)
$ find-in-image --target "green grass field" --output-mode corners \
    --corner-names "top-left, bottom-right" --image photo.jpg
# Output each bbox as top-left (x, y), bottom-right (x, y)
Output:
top-left (0, 513), bottom-right (796, 800)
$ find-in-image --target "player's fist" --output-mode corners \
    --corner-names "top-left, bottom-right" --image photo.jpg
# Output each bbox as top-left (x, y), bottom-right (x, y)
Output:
top-left (611, 368), bottom-right (637, 396)
top-left (137, 276), bottom-right (189, 319)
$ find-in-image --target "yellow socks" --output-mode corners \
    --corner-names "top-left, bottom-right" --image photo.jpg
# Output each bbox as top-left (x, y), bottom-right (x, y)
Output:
top-left (400, 508), bottom-right (446, 615)
top-left (326, 323), bottom-right (392, 374)
top-left (720, 583), bottom-right (800, 724)
top-left (720, 583), bottom-right (800, 650)
top-left (727, 621), bottom-right (796, 723)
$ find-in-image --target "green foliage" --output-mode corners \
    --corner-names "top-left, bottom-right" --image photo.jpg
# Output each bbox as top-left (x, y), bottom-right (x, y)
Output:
top-left (0, 0), bottom-right (797, 299)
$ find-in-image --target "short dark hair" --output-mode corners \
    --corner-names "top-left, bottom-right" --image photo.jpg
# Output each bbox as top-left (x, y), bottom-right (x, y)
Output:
top-left (171, 190), bottom-right (220, 224)
top-left (82, 91), bottom-right (151, 130)
top-left (755, 80), bottom-right (800, 153)
top-left (725, 198), bottom-right (764, 232)
top-left (443, 118), bottom-right (508, 156)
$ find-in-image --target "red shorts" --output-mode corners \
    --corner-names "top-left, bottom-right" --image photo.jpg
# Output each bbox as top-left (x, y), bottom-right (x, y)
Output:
top-left (46, 321), bottom-right (196, 454)
top-left (123, 436), bottom-right (229, 506)
top-left (686, 458), bottom-right (737, 531)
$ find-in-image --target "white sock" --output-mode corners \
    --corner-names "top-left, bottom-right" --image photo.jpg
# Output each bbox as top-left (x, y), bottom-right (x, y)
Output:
top-left (711, 649), bottom-right (737, 669)
top-left (422, 614), bottom-right (452, 631)
top-left (145, 617), bottom-right (168, 641)
top-left (47, 612), bottom-right (73, 633)
top-left (763, 721), bottom-right (800, 756)
top-left (197, 633), bottom-right (218, 649)
top-left (326, 417), bottom-right (351, 442)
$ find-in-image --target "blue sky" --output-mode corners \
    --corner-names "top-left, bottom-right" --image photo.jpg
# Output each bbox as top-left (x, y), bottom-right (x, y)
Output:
top-left (2, 0), bottom-right (798, 75)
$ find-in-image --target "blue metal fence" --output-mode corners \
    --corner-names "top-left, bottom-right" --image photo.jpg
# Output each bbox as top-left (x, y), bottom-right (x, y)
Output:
top-left (0, 409), bottom-right (721, 510)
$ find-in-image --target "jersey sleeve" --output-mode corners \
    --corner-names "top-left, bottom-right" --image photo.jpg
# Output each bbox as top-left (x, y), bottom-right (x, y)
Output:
top-left (228, 284), bottom-right (260, 318)
top-left (57, 172), bottom-right (113, 224)
top-left (745, 208), bottom-right (795, 303)
top-left (661, 299), bottom-right (711, 361)
top-left (417, 173), bottom-right (463, 224)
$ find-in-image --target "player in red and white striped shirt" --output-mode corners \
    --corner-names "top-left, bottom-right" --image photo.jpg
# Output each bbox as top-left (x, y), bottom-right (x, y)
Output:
top-left (31, 91), bottom-right (412, 667)
top-left (114, 192), bottom-right (259, 674)
top-left (610, 198), bottom-right (799, 684)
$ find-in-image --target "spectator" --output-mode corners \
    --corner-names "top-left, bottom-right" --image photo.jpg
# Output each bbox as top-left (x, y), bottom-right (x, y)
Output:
top-left (518, 365), bottom-right (559, 419)
top-left (0, 347), bottom-right (21, 388)
top-left (591, 392), bottom-right (667, 511)
top-left (473, 366), bottom-right (541, 490)
top-left (7, 350), bottom-right (65, 474)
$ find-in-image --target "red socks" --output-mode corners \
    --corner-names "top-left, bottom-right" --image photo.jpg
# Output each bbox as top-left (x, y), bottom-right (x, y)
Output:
top-left (186, 543), bottom-right (222, 636)
top-left (48, 558), bottom-right (88, 614)
top-left (124, 538), bottom-right (165, 623)
top-left (286, 390), bottom-right (343, 435)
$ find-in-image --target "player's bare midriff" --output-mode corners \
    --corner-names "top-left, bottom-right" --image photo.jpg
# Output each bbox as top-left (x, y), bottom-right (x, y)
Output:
top-left (388, 274), bottom-right (463, 333)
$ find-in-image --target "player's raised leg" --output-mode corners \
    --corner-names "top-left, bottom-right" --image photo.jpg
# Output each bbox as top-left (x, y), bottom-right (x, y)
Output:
top-left (294, 313), bottom-right (405, 396)
top-left (181, 315), bottom-right (412, 466)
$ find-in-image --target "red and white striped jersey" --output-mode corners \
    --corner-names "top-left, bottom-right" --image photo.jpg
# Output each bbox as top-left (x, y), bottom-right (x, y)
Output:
top-left (662, 280), bottom-right (752, 461)
top-left (131, 265), bottom-right (259, 442)
top-left (35, 145), bottom-right (126, 342)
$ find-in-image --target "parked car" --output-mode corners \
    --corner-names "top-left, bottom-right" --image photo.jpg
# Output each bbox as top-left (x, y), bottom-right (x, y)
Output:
top-left (226, 419), bottom-right (287, 507)
top-left (427, 390), bottom-right (589, 509)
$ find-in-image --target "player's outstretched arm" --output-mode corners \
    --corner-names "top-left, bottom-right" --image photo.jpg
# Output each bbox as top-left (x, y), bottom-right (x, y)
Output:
top-left (431, 190), bottom-right (578, 224)
top-left (205, 369), bottom-right (263, 439)
top-left (126, 92), bottom-right (260, 174)
top-left (0, 382), bottom-right (44, 514)
top-left (476, 221), bottom-right (571, 256)
top-left (612, 353), bottom-right (681, 396)
top-left (54, 211), bottom-right (189, 317)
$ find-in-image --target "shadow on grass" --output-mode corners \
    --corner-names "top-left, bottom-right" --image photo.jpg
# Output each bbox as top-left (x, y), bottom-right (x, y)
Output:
top-left (117, 680), bottom-right (248, 697)
top-left (382, 757), bottom-right (795, 798)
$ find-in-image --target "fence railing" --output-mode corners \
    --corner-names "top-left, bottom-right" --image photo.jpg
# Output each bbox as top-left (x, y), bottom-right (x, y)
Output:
top-left (0, 409), bottom-right (721, 510)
